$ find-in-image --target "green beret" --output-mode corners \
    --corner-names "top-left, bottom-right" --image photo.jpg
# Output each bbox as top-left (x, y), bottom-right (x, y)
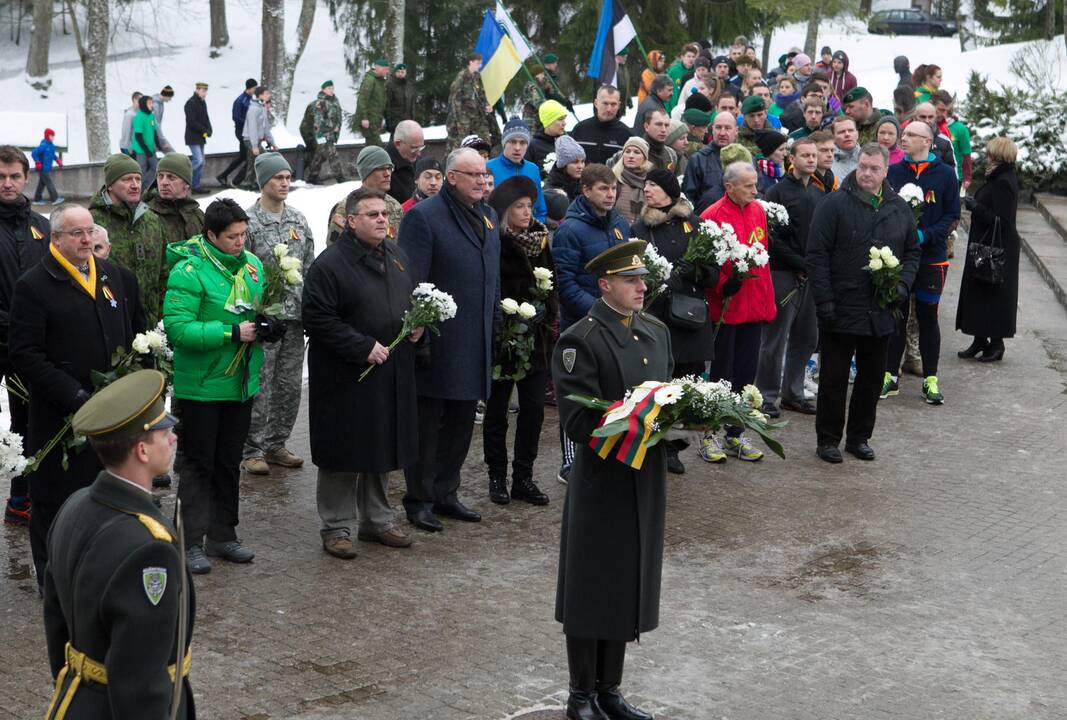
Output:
top-left (157, 152), bottom-right (192, 186)
top-left (394, 63), bottom-right (407, 71)
top-left (321, 80), bottom-right (334, 89)
top-left (543, 52), bottom-right (559, 64)
top-left (682, 108), bottom-right (712, 126)
top-left (73, 370), bottom-right (177, 443)
top-left (104, 153), bottom-right (141, 187)
top-left (843, 86), bottom-right (872, 104)
top-left (373, 58), bottom-right (390, 67)
top-left (584, 239), bottom-right (649, 277)
top-left (741, 95), bottom-right (766, 115)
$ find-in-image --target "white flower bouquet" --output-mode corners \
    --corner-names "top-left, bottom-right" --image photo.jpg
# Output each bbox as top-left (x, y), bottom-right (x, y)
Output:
top-left (865, 245), bottom-right (903, 313)
top-left (898, 183), bottom-right (925, 221)
top-left (358, 283), bottom-right (458, 381)
top-left (641, 243), bottom-right (673, 307)
top-left (542, 152), bottom-right (557, 175)
top-left (567, 377), bottom-right (785, 469)
top-left (263, 243), bottom-right (304, 316)
top-left (759, 199), bottom-right (790, 232)
top-left (493, 297), bottom-right (539, 382)
top-left (0, 429), bottom-right (30, 483)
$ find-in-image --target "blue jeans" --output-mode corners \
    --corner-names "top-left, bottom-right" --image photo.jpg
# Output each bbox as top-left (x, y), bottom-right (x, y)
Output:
top-left (189, 145), bottom-right (205, 190)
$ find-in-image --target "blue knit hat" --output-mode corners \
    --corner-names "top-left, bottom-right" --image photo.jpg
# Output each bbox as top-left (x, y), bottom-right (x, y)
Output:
top-left (502, 116), bottom-right (531, 145)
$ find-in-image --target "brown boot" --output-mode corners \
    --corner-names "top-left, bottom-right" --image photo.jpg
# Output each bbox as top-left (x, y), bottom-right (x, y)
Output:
top-left (265, 448), bottom-right (304, 468)
top-left (323, 536), bottom-right (357, 559)
top-left (241, 457), bottom-right (270, 475)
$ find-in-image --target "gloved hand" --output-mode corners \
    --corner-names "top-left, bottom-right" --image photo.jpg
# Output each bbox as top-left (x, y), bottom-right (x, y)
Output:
top-left (721, 274), bottom-right (743, 298)
top-left (896, 282), bottom-right (909, 303)
top-left (34, 161), bottom-right (42, 171)
top-left (55, 158), bottom-right (62, 168)
top-left (254, 314), bottom-right (287, 343)
top-left (74, 389), bottom-right (91, 409)
top-left (962, 196), bottom-right (977, 211)
top-left (816, 302), bottom-right (835, 322)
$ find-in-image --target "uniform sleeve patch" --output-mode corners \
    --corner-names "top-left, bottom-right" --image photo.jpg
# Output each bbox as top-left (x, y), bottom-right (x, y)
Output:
top-left (142, 567), bottom-right (167, 606)
top-left (562, 347), bottom-right (577, 373)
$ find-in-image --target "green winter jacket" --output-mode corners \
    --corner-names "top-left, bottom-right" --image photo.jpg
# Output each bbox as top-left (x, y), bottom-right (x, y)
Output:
top-left (163, 236), bottom-right (265, 402)
top-left (665, 59), bottom-right (689, 114)
top-left (356, 71), bottom-right (387, 127)
top-left (144, 188), bottom-right (205, 247)
top-left (89, 189), bottom-right (168, 327)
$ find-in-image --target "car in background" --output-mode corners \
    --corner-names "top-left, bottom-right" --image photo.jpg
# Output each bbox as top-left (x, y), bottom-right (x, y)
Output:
top-left (868, 8), bottom-right (958, 36)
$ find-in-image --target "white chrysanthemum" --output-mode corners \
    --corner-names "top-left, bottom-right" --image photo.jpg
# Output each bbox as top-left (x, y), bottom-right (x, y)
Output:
top-left (542, 152), bottom-right (557, 174)
top-left (273, 244), bottom-right (289, 259)
top-left (898, 183), bottom-right (924, 206)
top-left (144, 330), bottom-right (164, 350)
top-left (517, 302), bottom-right (537, 319)
top-left (279, 255), bottom-right (301, 272)
top-left (501, 298), bottom-right (520, 315)
top-left (741, 384), bottom-right (763, 408)
top-left (654, 385), bottom-right (684, 405)
top-left (868, 257), bottom-right (884, 271)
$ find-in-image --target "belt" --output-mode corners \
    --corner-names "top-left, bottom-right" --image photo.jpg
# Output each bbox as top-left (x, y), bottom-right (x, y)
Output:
top-left (46, 642), bottom-right (191, 720)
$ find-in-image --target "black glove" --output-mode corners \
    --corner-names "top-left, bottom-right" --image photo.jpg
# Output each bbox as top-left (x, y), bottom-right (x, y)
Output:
top-left (721, 275), bottom-right (743, 298)
top-left (896, 283), bottom-right (910, 303)
top-left (962, 196), bottom-right (976, 211)
top-left (816, 302), bottom-right (835, 322)
top-left (74, 389), bottom-right (91, 408)
top-left (254, 314), bottom-right (287, 343)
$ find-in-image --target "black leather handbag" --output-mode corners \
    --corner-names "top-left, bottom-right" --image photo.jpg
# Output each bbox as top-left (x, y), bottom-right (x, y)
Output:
top-left (968, 216), bottom-right (1006, 286)
top-left (666, 292), bottom-right (708, 330)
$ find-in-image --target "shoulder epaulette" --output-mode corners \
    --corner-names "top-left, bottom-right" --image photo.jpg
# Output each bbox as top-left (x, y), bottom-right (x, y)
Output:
top-left (637, 311), bottom-right (668, 331)
top-left (134, 513), bottom-right (172, 542)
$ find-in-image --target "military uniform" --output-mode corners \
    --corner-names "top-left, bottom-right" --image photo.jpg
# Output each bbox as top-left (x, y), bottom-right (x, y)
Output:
top-left (356, 70), bottom-right (387, 147)
top-left (308, 89), bottom-right (346, 182)
top-left (520, 76), bottom-right (549, 131)
top-left (42, 370), bottom-right (195, 720)
top-left (326, 196), bottom-right (402, 245)
top-left (551, 241), bottom-right (671, 720)
top-left (384, 69), bottom-right (416, 134)
top-left (445, 68), bottom-right (500, 151)
top-left (243, 200), bottom-right (315, 463)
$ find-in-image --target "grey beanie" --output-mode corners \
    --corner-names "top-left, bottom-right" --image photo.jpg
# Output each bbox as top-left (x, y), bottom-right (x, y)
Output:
top-left (356, 145), bottom-right (393, 180)
top-left (254, 152), bottom-right (291, 188)
top-left (501, 116), bottom-right (532, 146)
top-left (554, 135), bottom-right (585, 168)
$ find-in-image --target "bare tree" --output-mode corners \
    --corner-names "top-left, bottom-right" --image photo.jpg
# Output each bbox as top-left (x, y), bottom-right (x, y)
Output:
top-left (260, 0), bottom-right (315, 124)
top-left (383, 0), bottom-right (405, 63)
top-left (804, 14), bottom-right (820, 57)
top-left (1046, 0), bottom-right (1056, 40)
top-left (210, 0), bottom-right (229, 57)
top-left (25, 0), bottom-right (53, 90)
top-left (761, 30), bottom-right (772, 72)
top-left (65, 0), bottom-right (109, 161)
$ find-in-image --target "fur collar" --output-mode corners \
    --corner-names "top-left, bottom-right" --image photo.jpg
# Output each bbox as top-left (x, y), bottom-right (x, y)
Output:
top-left (639, 197), bottom-right (694, 227)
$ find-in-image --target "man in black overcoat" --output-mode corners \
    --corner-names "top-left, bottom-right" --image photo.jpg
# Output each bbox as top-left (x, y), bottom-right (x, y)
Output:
top-left (551, 240), bottom-right (673, 720)
top-left (43, 370), bottom-right (195, 720)
top-left (302, 188), bottom-right (423, 559)
top-left (9, 204), bottom-right (137, 586)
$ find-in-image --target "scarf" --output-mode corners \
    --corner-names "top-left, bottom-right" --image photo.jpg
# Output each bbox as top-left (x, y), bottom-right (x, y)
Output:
top-left (774, 91), bottom-right (800, 110)
top-left (757, 159), bottom-right (784, 180)
top-left (50, 243), bottom-right (96, 299)
top-left (443, 183), bottom-right (486, 241)
top-left (506, 221), bottom-right (549, 257)
top-left (196, 236), bottom-right (255, 315)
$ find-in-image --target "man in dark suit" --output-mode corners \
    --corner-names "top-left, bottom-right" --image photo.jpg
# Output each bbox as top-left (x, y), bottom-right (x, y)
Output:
top-left (10, 204), bottom-right (137, 586)
top-left (43, 370), bottom-right (195, 720)
top-left (551, 240), bottom-right (672, 720)
top-left (398, 147), bottom-right (500, 532)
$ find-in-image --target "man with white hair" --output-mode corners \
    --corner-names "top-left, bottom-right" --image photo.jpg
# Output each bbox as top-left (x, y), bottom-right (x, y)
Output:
top-left (386, 119), bottom-right (425, 203)
top-left (398, 147), bottom-right (500, 532)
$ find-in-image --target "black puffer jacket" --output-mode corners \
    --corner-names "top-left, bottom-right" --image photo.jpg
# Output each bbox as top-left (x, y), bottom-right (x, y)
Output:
top-left (805, 173), bottom-right (921, 337)
top-left (631, 199), bottom-right (719, 364)
top-left (525, 131), bottom-right (559, 178)
top-left (764, 172), bottom-right (824, 273)
top-left (0, 196), bottom-right (49, 363)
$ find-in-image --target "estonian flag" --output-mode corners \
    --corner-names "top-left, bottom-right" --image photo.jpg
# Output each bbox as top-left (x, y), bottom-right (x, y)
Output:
top-left (587, 0), bottom-right (636, 87)
top-left (474, 9), bottom-right (523, 106)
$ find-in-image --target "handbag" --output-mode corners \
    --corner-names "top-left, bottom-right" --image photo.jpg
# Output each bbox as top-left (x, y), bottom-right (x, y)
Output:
top-left (666, 292), bottom-right (708, 330)
top-left (967, 216), bottom-right (1006, 286)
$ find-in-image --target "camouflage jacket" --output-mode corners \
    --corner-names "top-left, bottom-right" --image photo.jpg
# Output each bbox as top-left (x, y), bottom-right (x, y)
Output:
top-left (89, 189), bottom-right (168, 327)
top-left (385, 77), bottom-right (416, 129)
top-left (327, 195), bottom-right (403, 245)
top-left (446, 69), bottom-right (495, 144)
top-left (314, 91), bottom-right (343, 144)
top-left (356, 71), bottom-right (387, 128)
top-left (244, 200), bottom-right (315, 321)
top-left (521, 78), bottom-right (548, 115)
top-left (144, 188), bottom-right (204, 247)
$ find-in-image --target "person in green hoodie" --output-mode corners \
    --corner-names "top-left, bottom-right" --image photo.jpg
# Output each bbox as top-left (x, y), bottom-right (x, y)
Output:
top-left (89, 153), bottom-right (168, 327)
top-left (665, 42), bottom-right (700, 115)
top-left (131, 95), bottom-right (159, 187)
top-left (163, 198), bottom-right (272, 574)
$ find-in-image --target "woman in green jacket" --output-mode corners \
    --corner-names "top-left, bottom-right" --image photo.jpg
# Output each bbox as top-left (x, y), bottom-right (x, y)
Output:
top-left (164, 198), bottom-right (266, 574)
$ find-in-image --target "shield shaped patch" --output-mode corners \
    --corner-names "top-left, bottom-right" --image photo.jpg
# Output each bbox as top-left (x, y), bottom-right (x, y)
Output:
top-left (142, 567), bottom-right (167, 606)
top-left (562, 348), bottom-right (577, 373)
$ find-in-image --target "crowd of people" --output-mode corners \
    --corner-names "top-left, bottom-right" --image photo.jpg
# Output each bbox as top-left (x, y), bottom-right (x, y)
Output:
top-left (0, 34), bottom-right (1026, 720)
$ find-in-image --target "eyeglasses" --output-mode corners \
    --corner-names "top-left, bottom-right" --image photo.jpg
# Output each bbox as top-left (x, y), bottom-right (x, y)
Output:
top-left (57, 228), bottom-right (94, 240)
top-left (452, 170), bottom-right (491, 180)
top-left (349, 211), bottom-right (389, 219)
top-left (902, 130), bottom-right (930, 139)
top-left (402, 143), bottom-right (426, 153)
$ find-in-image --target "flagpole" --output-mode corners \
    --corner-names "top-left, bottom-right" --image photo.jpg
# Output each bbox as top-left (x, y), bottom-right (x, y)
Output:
top-left (631, 32), bottom-right (656, 73)
top-left (496, 1), bottom-right (579, 121)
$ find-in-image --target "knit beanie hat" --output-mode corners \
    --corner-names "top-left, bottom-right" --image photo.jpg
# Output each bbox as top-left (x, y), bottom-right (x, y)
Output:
top-left (157, 152), bottom-right (193, 186)
top-left (684, 92), bottom-right (714, 113)
top-left (160, 85), bottom-right (175, 98)
top-left (104, 153), bottom-right (141, 186)
top-left (666, 120), bottom-right (688, 146)
top-left (44, 128), bottom-right (55, 139)
top-left (415, 155), bottom-right (443, 177)
top-left (488, 175), bottom-right (539, 221)
top-left (245, 78), bottom-right (259, 89)
top-left (621, 136), bottom-right (649, 159)
top-left (254, 151), bottom-right (292, 188)
top-left (793, 53), bottom-right (812, 71)
top-left (501, 116), bottom-right (531, 146)
top-left (554, 135), bottom-right (585, 168)
top-left (681, 108), bottom-right (712, 127)
top-left (645, 168), bottom-right (681, 201)
top-left (754, 130), bottom-right (788, 158)
top-left (720, 143), bottom-right (753, 167)
top-left (538, 100), bottom-right (568, 128)
top-left (876, 114), bottom-right (901, 140)
top-left (355, 145), bottom-right (392, 181)
top-left (821, 46), bottom-right (832, 57)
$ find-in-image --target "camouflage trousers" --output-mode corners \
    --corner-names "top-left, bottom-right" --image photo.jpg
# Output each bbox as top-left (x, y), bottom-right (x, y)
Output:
top-left (903, 297), bottom-right (922, 372)
top-left (244, 320), bottom-right (305, 458)
top-left (307, 141), bottom-right (348, 182)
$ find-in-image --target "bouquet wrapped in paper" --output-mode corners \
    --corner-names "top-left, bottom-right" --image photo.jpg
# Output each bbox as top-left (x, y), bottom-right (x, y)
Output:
top-left (359, 283), bottom-right (457, 381)
top-left (567, 377), bottom-right (785, 470)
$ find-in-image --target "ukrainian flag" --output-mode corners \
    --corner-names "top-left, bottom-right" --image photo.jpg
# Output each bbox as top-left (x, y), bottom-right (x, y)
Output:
top-left (474, 10), bottom-right (522, 106)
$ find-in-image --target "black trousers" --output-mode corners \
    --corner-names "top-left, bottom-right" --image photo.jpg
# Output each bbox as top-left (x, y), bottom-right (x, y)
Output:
top-left (28, 498), bottom-right (60, 589)
top-left (33, 173), bottom-right (58, 202)
top-left (4, 380), bottom-right (29, 499)
top-left (565, 634), bottom-right (628, 692)
top-left (177, 398), bottom-right (253, 545)
top-left (815, 332), bottom-right (889, 447)
top-left (403, 396), bottom-right (477, 513)
top-left (709, 321), bottom-right (763, 437)
top-left (218, 130), bottom-right (250, 184)
top-left (483, 369), bottom-right (546, 482)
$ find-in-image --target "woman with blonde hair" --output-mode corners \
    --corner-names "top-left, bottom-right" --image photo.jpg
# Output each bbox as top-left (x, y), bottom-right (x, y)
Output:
top-left (611, 136), bottom-right (651, 225)
top-left (955, 136), bottom-right (1020, 362)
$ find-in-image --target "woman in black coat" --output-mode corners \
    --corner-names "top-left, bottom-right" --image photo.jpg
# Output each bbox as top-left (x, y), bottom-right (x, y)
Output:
top-left (956, 137), bottom-right (1020, 362)
top-left (483, 176), bottom-right (558, 507)
top-left (631, 169), bottom-right (718, 475)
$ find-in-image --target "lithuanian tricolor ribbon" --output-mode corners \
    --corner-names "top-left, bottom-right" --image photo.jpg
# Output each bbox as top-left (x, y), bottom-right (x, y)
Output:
top-left (589, 382), bottom-right (666, 470)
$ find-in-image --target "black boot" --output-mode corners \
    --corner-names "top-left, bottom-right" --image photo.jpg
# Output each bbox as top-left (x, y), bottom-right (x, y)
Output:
top-left (511, 474), bottom-right (549, 505)
top-left (979, 338), bottom-right (1005, 362)
top-left (596, 640), bottom-right (653, 720)
top-left (665, 442), bottom-right (685, 474)
top-left (957, 336), bottom-right (988, 359)
top-left (566, 636), bottom-right (608, 720)
top-left (488, 474), bottom-right (510, 505)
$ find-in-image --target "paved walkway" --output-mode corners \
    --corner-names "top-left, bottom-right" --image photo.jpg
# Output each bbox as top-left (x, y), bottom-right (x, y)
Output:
top-left (2, 232), bottom-right (1066, 719)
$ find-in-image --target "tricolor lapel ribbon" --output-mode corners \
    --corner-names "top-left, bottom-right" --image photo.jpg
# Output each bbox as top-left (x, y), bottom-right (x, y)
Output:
top-left (589, 382), bottom-right (666, 470)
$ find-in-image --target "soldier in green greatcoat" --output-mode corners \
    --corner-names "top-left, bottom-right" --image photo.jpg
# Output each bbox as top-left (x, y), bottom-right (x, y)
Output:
top-left (356, 59), bottom-right (390, 146)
